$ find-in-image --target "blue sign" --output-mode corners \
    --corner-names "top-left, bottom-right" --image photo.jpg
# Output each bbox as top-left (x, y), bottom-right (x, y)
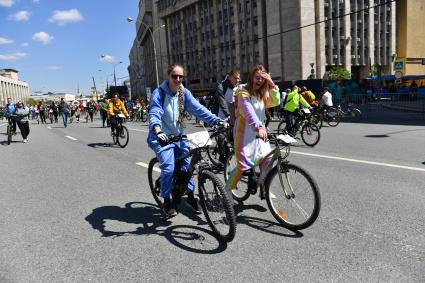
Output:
top-left (393, 61), bottom-right (404, 70)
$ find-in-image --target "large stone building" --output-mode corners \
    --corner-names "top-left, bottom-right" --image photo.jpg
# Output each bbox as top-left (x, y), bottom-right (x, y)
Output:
top-left (0, 69), bottom-right (29, 105)
top-left (129, 0), bottom-right (423, 93)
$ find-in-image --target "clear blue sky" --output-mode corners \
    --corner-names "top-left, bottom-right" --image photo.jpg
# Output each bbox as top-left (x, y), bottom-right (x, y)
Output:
top-left (0, 0), bottom-right (138, 94)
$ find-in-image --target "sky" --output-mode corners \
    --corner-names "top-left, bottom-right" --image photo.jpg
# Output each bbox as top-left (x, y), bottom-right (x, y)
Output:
top-left (0, 0), bottom-right (138, 94)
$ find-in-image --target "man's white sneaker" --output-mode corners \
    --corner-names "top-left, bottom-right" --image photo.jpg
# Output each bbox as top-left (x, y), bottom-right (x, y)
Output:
top-left (23, 139), bottom-right (27, 143)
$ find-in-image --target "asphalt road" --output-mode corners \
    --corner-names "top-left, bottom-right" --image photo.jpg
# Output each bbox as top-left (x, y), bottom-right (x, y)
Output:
top-left (0, 116), bottom-right (424, 282)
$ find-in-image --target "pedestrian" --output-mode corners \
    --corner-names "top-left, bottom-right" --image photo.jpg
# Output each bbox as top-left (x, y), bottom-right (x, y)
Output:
top-left (38, 101), bottom-right (46, 124)
top-left (99, 98), bottom-right (109, 127)
top-left (75, 104), bottom-right (81, 122)
top-left (59, 98), bottom-right (70, 128)
top-left (14, 101), bottom-right (30, 143)
top-left (225, 64), bottom-right (280, 193)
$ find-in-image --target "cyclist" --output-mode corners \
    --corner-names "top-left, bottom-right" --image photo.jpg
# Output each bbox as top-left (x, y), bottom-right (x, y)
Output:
top-left (225, 65), bottom-right (280, 193)
top-left (50, 102), bottom-right (59, 123)
top-left (283, 85), bottom-right (311, 136)
top-left (38, 101), bottom-right (46, 124)
top-left (108, 93), bottom-right (129, 135)
top-left (147, 64), bottom-right (222, 217)
top-left (300, 86), bottom-right (318, 107)
top-left (319, 86), bottom-right (333, 112)
top-left (86, 100), bottom-right (95, 122)
top-left (4, 97), bottom-right (16, 134)
top-left (211, 69), bottom-right (241, 124)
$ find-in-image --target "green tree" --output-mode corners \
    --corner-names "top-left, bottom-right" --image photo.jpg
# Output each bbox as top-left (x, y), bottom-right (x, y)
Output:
top-left (327, 66), bottom-right (351, 80)
top-left (26, 97), bottom-right (38, 106)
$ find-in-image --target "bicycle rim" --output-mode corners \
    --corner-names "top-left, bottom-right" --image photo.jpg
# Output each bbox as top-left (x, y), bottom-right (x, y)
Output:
top-left (224, 151), bottom-right (250, 202)
top-left (350, 109), bottom-right (361, 122)
top-left (277, 120), bottom-right (286, 135)
top-left (265, 164), bottom-right (320, 230)
top-left (327, 109), bottom-right (340, 127)
top-left (117, 126), bottom-right (129, 148)
top-left (206, 132), bottom-right (225, 168)
top-left (301, 123), bottom-right (320, 147)
top-left (7, 126), bottom-right (11, 145)
top-left (148, 158), bottom-right (163, 208)
top-left (198, 170), bottom-right (236, 242)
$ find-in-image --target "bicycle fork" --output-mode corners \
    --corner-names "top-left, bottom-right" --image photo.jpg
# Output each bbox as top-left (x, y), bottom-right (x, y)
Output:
top-left (277, 161), bottom-right (296, 199)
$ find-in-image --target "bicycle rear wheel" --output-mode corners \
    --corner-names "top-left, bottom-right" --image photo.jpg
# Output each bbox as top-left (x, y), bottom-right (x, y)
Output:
top-left (326, 108), bottom-right (340, 127)
top-left (148, 157), bottom-right (163, 208)
top-left (117, 125), bottom-right (129, 148)
top-left (300, 123), bottom-right (320, 147)
top-left (223, 151), bottom-right (250, 202)
top-left (198, 170), bottom-right (236, 243)
top-left (265, 163), bottom-right (320, 230)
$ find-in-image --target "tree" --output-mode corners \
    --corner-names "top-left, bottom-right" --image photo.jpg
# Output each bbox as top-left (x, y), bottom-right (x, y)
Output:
top-left (327, 66), bottom-right (351, 80)
top-left (26, 97), bottom-right (38, 106)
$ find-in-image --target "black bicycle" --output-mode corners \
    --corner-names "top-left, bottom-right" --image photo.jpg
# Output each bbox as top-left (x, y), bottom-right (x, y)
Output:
top-left (206, 124), bottom-right (233, 168)
top-left (111, 114), bottom-right (129, 148)
top-left (224, 133), bottom-right (321, 230)
top-left (6, 116), bottom-right (16, 145)
top-left (277, 109), bottom-right (321, 147)
top-left (148, 133), bottom-right (236, 242)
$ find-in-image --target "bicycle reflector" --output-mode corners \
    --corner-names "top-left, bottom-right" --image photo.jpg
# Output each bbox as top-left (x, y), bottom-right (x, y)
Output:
top-left (277, 210), bottom-right (288, 220)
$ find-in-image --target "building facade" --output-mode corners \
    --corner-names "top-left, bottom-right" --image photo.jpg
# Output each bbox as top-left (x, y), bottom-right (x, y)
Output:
top-left (0, 69), bottom-right (30, 106)
top-left (130, 0), bottom-right (422, 91)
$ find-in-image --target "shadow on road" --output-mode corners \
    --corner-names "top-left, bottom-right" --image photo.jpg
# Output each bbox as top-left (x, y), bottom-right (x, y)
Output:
top-left (87, 142), bottom-right (116, 148)
top-left (364, 128), bottom-right (425, 138)
top-left (85, 202), bottom-right (228, 254)
top-left (89, 126), bottom-right (106, 129)
top-left (234, 204), bottom-right (304, 238)
top-left (0, 140), bottom-right (21, 145)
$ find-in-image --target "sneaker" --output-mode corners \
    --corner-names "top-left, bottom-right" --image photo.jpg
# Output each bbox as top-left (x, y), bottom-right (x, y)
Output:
top-left (23, 139), bottom-right (27, 143)
top-left (186, 193), bottom-right (201, 214)
top-left (163, 198), bottom-right (177, 218)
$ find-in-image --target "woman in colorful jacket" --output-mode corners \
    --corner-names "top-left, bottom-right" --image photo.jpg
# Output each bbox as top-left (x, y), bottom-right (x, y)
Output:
top-left (147, 64), bottom-right (221, 217)
top-left (225, 64), bottom-right (280, 192)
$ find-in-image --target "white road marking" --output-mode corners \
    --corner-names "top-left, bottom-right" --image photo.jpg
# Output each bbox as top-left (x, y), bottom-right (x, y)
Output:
top-left (65, 135), bottom-right (78, 141)
top-left (291, 150), bottom-right (425, 173)
top-left (0, 123), bottom-right (7, 128)
top-left (47, 126), bottom-right (52, 129)
top-left (128, 127), bottom-right (148, 133)
top-left (136, 162), bottom-right (160, 173)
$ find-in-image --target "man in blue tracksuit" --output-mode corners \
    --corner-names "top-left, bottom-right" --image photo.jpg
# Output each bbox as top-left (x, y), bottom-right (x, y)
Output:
top-left (147, 64), bottom-right (221, 217)
top-left (5, 97), bottom-right (16, 134)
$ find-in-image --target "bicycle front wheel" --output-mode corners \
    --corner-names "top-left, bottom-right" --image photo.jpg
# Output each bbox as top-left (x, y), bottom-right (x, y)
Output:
top-left (326, 108), bottom-right (340, 127)
top-left (7, 125), bottom-right (11, 145)
top-left (301, 123), bottom-right (320, 147)
top-left (117, 125), bottom-right (129, 148)
top-left (265, 163), bottom-right (320, 230)
top-left (350, 108), bottom-right (361, 122)
top-left (198, 170), bottom-right (236, 243)
top-left (223, 151), bottom-right (250, 202)
top-left (148, 157), bottom-right (163, 208)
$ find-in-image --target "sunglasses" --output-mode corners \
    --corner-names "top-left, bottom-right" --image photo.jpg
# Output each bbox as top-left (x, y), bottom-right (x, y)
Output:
top-left (171, 74), bottom-right (184, 80)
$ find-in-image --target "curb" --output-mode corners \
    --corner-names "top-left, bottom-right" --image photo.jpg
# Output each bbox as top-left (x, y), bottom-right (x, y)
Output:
top-left (382, 104), bottom-right (425, 113)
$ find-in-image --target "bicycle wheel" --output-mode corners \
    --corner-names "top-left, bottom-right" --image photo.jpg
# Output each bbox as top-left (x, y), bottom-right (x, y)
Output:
top-left (198, 170), bottom-right (236, 242)
top-left (7, 125), bottom-right (11, 145)
top-left (148, 157), bottom-right (163, 208)
top-left (326, 108), bottom-right (340, 127)
top-left (223, 151), bottom-right (250, 202)
top-left (310, 113), bottom-right (323, 129)
top-left (141, 111), bottom-right (147, 122)
top-left (265, 163), bottom-right (320, 230)
top-left (117, 125), bottom-right (129, 148)
top-left (350, 108), bottom-right (361, 122)
top-left (206, 131), bottom-right (226, 168)
top-left (300, 123), bottom-right (320, 147)
top-left (186, 113), bottom-right (193, 121)
top-left (277, 119), bottom-right (286, 135)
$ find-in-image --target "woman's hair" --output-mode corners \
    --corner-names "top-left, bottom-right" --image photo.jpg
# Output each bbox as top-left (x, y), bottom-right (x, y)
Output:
top-left (167, 64), bottom-right (185, 76)
top-left (246, 64), bottom-right (269, 100)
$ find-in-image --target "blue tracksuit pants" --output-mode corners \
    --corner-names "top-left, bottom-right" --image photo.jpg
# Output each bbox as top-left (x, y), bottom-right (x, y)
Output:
top-left (150, 139), bottom-right (194, 198)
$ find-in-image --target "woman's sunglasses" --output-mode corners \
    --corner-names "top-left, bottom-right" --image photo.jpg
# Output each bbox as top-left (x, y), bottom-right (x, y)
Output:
top-left (171, 74), bottom-right (184, 80)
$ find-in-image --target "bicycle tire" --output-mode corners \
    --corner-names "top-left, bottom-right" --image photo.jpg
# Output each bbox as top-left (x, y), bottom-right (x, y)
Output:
top-left (141, 112), bottom-right (147, 122)
top-left (223, 151), bottom-right (250, 202)
top-left (186, 113), bottom-right (192, 121)
top-left (310, 113), bottom-right (323, 129)
top-left (350, 108), bottom-right (361, 122)
top-left (7, 125), bottom-right (11, 145)
top-left (198, 169), bottom-right (236, 242)
top-left (117, 125), bottom-right (129, 148)
top-left (112, 129), bottom-right (118, 145)
top-left (148, 157), bottom-right (163, 208)
top-left (300, 123), bottom-right (320, 147)
top-left (326, 108), bottom-right (340, 127)
top-left (265, 163), bottom-right (320, 230)
top-left (277, 119), bottom-right (286, 135)
top-left (206, 131), bottom-right (226, 168)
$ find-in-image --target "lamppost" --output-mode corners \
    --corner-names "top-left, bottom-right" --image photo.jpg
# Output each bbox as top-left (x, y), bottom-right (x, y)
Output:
top-left (100, 56), bottom-right (122, 88)
top-left (127, 17), bottom-right (165, 88)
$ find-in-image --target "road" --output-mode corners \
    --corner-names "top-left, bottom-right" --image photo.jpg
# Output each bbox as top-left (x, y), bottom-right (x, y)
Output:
top-left (0, 117), bottom-right (424, 282)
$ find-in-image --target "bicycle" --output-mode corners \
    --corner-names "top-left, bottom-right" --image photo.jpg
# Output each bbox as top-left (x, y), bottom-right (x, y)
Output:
top-left (6, 116), bottom-right (17, 145)
top-left (335, 103), bottom-right (362, 123)
top-left (147, 130), bottom-right (237, 242)
top-left (277, 108), bottom-right (321, 147)
top-left (111, 114), bottom-right (129, 148)
top-left (183, 111), bottom-right (192, 121)
top-left (206, 123), bottom-right (233, 168)
top-left (224, 133), bottom-right (321, 230)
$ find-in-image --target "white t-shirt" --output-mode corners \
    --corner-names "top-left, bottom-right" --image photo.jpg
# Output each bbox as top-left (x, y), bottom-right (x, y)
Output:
top-left (321, 91), bottom-right (333, 107)
top-left (224, 87), bottom-right (234, 104)
top-left (280, 92), bottom-right (287, 108)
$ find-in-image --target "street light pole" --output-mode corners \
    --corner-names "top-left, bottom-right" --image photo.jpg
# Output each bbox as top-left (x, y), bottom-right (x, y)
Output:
top-left (113, 61), bottom-right (123, 87)
top-left (128, 17), bottom-right (165, 88)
